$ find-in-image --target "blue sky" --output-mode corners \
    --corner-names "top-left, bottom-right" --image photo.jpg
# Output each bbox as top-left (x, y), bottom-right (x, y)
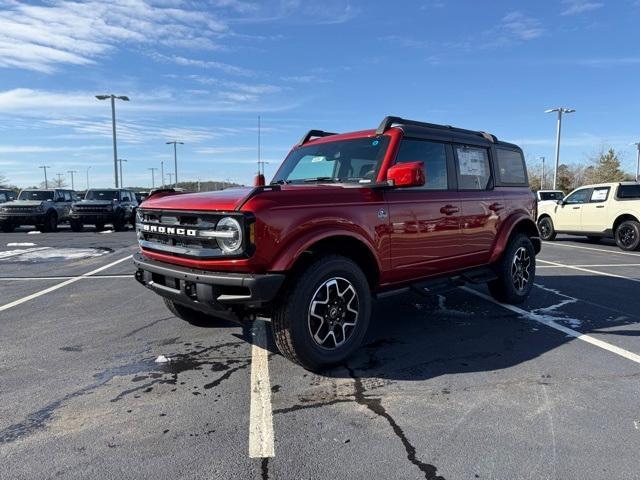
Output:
top-left (0, 0), bottom-right (639, 188)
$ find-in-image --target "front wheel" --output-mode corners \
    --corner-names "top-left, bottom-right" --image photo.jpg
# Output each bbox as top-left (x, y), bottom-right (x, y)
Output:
top-left (615, 220), bottom-right (640, 251)
top-left (488, 234), bottom-right (536, 304)
top-left (537, 216), bottom-right (556, 241)
top-left (272, 255), bottom-right (371, 371)
top-left (41, 211), bottom-right (58, 232)
top-left (70, 220), bottom-right (83, 232)
top-left (113, 211), bottom-right (126, 231)
top-left (1, 222), bottom-right (14, 233)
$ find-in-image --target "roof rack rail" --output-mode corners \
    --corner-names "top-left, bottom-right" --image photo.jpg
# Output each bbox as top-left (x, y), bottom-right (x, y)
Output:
top-left (376, 116), bottom-right (497, 143)
top-left (297, 129), bottom-right (338, 146)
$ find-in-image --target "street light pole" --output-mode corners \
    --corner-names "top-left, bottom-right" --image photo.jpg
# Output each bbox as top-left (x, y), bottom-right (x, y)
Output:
top-left (96, 94), bottom-right (130, 188)
top-left (545, 107), bottom-right (575, 190)
top-left (166, 141), bottom-right (183, 187)
top-left (538, 156), bottom-right (545, 190)
top-left (117, 158), bottom-right (128, 188)
top-left (632, 143), bottom-right (640, 182)
top-left (56, 173), bottom-right (64, 187)
top-left (86, 166), bottom-right (91, 190)
top-left (167, 172), bottom-right (173, 186)
top-left (67, 170), bottom-right (77, 190)
top-left (148, 167), bottom-right (158, 188)
top-left (160, 161), bottom-right (165, 187)
top-left (39, 165), bottom-right (51, 188)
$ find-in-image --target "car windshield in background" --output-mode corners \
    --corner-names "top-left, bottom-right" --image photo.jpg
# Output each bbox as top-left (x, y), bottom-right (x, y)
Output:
top-left (18, 190), bottom-right (54, 201)
top-left (272, 137), bottom-right (390, 184)
top-left (86, 190), bottom-right (119, 200)
top-left (539, 191), bottom-right (564, 201)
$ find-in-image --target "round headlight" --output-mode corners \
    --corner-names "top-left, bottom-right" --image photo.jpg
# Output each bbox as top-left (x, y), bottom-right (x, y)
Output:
top-left (216, 217), bottom-right (243, 254)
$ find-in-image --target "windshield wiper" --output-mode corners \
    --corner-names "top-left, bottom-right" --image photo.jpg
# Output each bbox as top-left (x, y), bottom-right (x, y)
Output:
top-left (302, 177), bottom-right (338, 183)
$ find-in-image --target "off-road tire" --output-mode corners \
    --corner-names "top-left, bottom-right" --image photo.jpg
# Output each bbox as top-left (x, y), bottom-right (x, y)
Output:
top-left (113, 211), bottom-right (126, 231)
top-left (488, 234), bottom-right (536, 304)
top-left (1, 222), bottom-right (14, 233)
top-left (615, 220), bottom-right (640, 251)
top-left (163, 298), bottom-right (230, 327)
top-left (272, 255), bottom-right (371, 371)
top-left (70, 220), bottom-right (83, 232)
top-left (41, 211), bottom-right (58, 232)
top-left (537, 216), bottom-right (556, 241)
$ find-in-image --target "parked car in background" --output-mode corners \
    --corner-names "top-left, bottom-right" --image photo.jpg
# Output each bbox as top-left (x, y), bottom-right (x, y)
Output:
top-left (70, 188), bottom-right (138, 232)
top-left (0, 189), bottom-right (17, 203)
top-left (133, 115), bottom-right (540, 370)
top-left (537, 182), bottom-right (640, 251)
top-left (135, 191), bottom-right (149, 204)
top-left (0, 189), bottom-right (75, 232)
top-left (536, 190), bottom-right (564, 203)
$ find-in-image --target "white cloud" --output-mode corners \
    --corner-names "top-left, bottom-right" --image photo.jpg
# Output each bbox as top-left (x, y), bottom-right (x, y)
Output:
top-left (501, 12), bottom-right (544, 41)
top-left (561, 1), bottom-right (604, 16)
top-left (152, 53), bottom-right (253, 76)
top-left (0, 145), bottom-right (109, 154)
top-left (0, 0), bottom-right (229, 73)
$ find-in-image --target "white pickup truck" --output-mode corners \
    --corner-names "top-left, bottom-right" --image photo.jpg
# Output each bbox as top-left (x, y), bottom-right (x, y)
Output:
top-left (537, 182), bottom-right (640, 251)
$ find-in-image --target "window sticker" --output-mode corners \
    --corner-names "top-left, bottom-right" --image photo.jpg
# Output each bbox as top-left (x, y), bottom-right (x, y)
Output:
top-left (591, 189), bottom-right (608, 201)
top-left (458, 148), bottom-right (488, 176)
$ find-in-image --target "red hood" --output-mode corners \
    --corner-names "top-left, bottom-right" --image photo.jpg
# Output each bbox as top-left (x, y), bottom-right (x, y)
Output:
top-left (142, 187), bottom-right (254, 212)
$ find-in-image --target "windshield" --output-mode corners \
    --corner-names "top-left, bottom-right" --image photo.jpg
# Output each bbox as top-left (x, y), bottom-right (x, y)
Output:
top-left (539, 191), bottom-right (564, 201)
top-left (18, 190), bottom-right (54, 201)
top-left (85, 190), bottom-right (119, 200)
top-left (272, 137), bottom-right (390, 184)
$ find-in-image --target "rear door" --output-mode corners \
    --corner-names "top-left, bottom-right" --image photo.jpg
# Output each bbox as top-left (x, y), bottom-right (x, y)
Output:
top-left (454, 143), bottom-right (502, 262)
top-left (554, 188), bottom-right (592, 231)
top-left (385, 137), bottom-right (464, 281)
top-left (580, 186), bottom-right (611, 233)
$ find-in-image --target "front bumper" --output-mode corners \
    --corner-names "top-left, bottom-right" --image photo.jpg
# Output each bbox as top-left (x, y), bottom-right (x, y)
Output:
top-left (0, 213), bottom-right (46, 224)
top-left (133, 252), bottom-right (285, 318)
top-left (70, 213), bottom-right (114, 223)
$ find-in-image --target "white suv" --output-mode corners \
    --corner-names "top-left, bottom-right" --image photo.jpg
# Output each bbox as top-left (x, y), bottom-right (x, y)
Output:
top-left (537, 182), bottom-right (640, 251)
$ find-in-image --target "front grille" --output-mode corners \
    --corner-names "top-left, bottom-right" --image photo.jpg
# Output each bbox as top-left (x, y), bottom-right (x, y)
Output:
top-left (5, 206), bottom-right (36, 213)
top-left (74, 206), bottom-right (110, 213)
top-left (137, 209), bottom-right (243, 259)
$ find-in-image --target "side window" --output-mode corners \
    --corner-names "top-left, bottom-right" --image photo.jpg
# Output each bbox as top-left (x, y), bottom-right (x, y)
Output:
top-left (0, 193), bottom-right (6, 202)
top-left (564, 189), bottom-right (592, 204)
top-left (496, 148), bottom-right (527, 185)
top-left (590, 187), bottom-right (609, 203)
top-left (63, 191), bottom-right (72, 202)
top-left (618, 184), bottom-right (640, 199)
top-left (454, 145), bottom-right (491, 190)
top-left (395, 139), bottom-right (448, 190)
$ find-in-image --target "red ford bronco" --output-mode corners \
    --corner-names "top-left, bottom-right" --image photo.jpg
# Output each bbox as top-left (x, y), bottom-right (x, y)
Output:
top-left (134, 116), bottom-right (540, 370)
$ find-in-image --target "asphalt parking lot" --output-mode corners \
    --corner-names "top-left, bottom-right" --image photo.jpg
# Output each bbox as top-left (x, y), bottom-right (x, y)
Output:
top-left (1, 226), bottom-right (639, 480)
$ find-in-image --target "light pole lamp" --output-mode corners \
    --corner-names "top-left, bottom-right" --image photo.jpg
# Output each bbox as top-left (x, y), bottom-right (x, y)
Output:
top-left (39, 165), bottom-right (51, 188)
top-left (166, 141), bottom-right (183, 187)
top-left (96, 94), bottom-right (130, 188)
top-left (148, 167), bottom-right (158, 188)
top-left (117, 158), bottom-right (128, 188)
top-left (67, 170), bottom-right (77, 190)
top-left (545, 107), bottom-right (575, 190)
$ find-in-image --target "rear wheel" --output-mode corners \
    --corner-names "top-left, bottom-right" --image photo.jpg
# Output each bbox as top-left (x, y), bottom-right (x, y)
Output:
top-left (615, 220), bottom-right (640, 251)
top-left (113, 211), bottom-right (126, 231)
top-left (488, 234), bottom-right (536, 304)
top-left (70, 220), bottom-right (83, 232)
top-left (163, 298), bottom-right (231, 327)
top-left (537, 216), bottom-right (556, 241)
top-left (272, 255), bottom-right (371, 371)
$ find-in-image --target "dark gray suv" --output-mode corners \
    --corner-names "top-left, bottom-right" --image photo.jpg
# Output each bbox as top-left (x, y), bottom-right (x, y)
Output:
top-left (70, 188), bottom-right (138, 231)
top-left (0, 189), bottom-right (75, 232)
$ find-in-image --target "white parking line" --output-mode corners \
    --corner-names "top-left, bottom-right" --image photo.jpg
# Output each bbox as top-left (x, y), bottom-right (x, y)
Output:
top-left (543, 241), bottom-right (640, 257)
top-left (538, 259), bottom-right (640, 283)
top-left (0, 274), bottom-right (133, 281)
top-left (0, 255), bottom-right (133, 313)
top-left (462, 287), bottom-right (640, 365)
top-left (538, 264), bottom-right (640, 269)
top-left (248, 319), bottom-right (275, 458)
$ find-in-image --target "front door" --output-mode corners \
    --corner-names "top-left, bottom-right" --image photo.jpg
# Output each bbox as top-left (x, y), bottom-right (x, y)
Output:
top-left (385, 138), bottom-right (465, 283)
top-left (554, 187), bottom-right (592, 231)
top-left (580, 186), bottom-right (611, 233)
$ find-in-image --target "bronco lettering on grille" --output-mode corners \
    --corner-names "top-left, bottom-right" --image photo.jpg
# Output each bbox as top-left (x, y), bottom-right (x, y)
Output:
top-left (142, 224), bottom-right (196, 237)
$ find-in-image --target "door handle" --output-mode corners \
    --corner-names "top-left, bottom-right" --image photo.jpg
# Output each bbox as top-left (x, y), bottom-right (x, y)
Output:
top-left (596, 205), bottom-right (605, 208)
top-left (440, 205), bottom-right (459, 215)
top-left (489, 202), bottom-right (504, 212)
top-left (572, 206), bottom-right (580, 209)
